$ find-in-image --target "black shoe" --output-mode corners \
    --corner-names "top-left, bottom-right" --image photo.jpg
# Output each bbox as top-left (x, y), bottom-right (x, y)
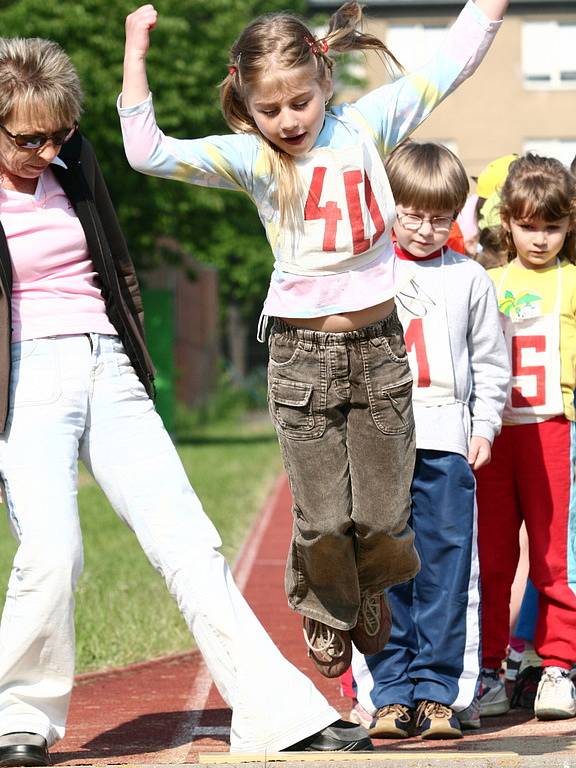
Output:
top-left (282, 719), bottom-right (374, 752)
top-left (0, 733), bottom-right (51, 767)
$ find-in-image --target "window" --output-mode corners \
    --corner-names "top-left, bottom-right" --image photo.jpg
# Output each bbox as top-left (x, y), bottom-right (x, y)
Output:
top-left (386, 24), bottom-right (448, 72)
top-left (522, 139), bottom-right (576, 168)
top-left (522, 21), bottom-right (576, 90)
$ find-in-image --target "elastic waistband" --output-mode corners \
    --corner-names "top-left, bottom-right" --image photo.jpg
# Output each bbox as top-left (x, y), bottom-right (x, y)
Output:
top-left (271, 309), bottom-right (401, 346)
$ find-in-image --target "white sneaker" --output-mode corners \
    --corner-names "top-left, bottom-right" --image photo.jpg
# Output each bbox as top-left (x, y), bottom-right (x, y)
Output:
top-left (479, 669), bottom-right (510, 716)
top-left (534, 667), bottom-right (576, 720)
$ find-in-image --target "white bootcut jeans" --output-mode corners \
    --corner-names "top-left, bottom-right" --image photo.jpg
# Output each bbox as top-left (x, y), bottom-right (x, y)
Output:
top-left (0, 334), bottom-right (337, 751)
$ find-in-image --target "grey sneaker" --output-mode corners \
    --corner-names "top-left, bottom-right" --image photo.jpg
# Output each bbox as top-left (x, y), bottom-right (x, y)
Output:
top-left (456, 697), bottom-right (481, 730)
top-left (479, 669), bottom-right (510, 716)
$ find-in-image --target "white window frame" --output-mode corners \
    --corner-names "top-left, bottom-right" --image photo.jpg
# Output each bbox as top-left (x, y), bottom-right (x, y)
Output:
top-left (385, 23), bottom-right (448, 73)
top-left (522, 20), bottom-right (576, 91)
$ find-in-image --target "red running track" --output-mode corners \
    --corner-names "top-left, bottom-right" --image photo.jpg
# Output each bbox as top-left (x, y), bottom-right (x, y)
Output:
top-left (51, 474), bottom-right (574, 764)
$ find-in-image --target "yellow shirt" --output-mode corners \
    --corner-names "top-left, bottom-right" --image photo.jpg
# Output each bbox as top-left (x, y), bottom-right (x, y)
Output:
top-left (489, 260), bottom-right (576, 422)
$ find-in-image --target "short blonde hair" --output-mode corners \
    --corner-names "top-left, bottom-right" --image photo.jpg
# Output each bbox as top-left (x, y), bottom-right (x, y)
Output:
top-left (0, 37), bottom-right (82, 125)
top-left (385, 140), bottom-right (469, 215)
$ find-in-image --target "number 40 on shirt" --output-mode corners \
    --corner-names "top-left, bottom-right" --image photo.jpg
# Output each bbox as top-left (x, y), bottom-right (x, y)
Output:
top-left (304, 166), bottom-right (386, 254)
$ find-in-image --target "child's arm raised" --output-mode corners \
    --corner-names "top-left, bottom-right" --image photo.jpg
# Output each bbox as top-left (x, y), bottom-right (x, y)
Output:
top-left (474, 0), bottom-right (508, 21)
top-left (121, 4), bottom-right (158, 108)
top-left (349, 0), bottom-right (508, 153)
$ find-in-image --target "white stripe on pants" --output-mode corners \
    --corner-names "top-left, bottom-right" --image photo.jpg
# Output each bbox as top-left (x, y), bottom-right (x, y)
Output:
top-left (0, 334), bottom-right (336, 751)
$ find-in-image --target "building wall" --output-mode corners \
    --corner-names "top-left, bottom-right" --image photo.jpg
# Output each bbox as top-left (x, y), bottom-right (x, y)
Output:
top-left (332, 9), bottom-right (576, 175)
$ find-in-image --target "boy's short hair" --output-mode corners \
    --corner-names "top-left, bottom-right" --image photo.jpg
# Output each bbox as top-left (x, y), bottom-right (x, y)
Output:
top-left (385, 140), bottom-right (469, 215)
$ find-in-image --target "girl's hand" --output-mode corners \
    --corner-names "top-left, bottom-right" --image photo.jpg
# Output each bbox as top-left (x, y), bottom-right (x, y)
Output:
top-left (468, 436), bottom-right (492, 470)
top-left (125, 4), bottom-right (158, 61)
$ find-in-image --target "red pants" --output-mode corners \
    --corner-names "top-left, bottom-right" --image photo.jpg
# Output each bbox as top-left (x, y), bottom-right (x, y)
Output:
top-left (476, 416), bottom-right (576, 670)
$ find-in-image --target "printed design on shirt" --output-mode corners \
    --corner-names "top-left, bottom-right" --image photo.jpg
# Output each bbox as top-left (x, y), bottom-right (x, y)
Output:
top-left (396, 277), bottom-right (437, 318)
top-left (499, 290), bottom-right (542, 319)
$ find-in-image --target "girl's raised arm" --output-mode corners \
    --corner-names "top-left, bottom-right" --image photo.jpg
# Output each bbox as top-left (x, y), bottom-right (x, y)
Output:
top-left (121, 4), bottom-right (158, 108)
top-left (474, 0), bottom-right (508, 20)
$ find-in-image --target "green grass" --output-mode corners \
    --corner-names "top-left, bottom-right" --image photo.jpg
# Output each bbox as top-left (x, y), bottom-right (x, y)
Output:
top-left (0, 412), bottom-right (282, 673)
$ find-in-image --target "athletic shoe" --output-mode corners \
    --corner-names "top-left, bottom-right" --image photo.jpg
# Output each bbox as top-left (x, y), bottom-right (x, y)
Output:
top-left (282, 719), bottom-right (373, 751)
top-left (349, 700), bottom-right (372, 729)
top-left (456, 697), bottom-right (481, 730)
top-left (504, 647), bottom-right (524, 681)
top-left (415, 700), bottom-right (462, 740)
top-left (350, 593), bottom-right (392, 655)
top-left (302, 617), bottom-right (352, 678)
top-left (478, 669), bottom-right (510, 716)
top-left (510, 665), bottom-right (542, 709)
top-left (369, 704), bottom-right (416, 739)
top-left (534, 667), bottom-right (576, 721)
top-left (0, 733), bottom-right (51, 767)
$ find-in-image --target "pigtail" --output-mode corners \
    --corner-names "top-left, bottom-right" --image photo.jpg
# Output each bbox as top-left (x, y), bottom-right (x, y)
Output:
top-left (324, 1), bottom-right (403, 73)
top-left (220, 67), bottom-right (255, 134)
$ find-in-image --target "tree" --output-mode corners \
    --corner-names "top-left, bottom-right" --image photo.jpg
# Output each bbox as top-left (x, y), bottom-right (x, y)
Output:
top-left (0, 0), bottom-right (305, 337)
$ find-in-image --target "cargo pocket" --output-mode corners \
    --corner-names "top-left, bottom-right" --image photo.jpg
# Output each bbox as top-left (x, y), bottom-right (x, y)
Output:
top-left (269, 378), bottom-right (324, 440)
top-left (370, 377), bottom-right (414, 436)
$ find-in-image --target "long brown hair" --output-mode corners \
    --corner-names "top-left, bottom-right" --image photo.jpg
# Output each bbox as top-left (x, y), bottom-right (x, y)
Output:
top-left (497, 154), bottom-right (576, 264)
top-left (219, 1), bottom-right (402, 227)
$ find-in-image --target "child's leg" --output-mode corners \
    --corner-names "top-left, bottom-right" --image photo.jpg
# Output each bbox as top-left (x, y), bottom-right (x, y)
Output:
top-left (520, 417), bottom-right (576, 669)
top-left (268, 316), bottom-right (419, 630)
top-left (407, 451), bottom-right (480, 710)
top-left (476, 426), bottom-right (523, 670)
top-left (515, 579), bottom-right (539, 644)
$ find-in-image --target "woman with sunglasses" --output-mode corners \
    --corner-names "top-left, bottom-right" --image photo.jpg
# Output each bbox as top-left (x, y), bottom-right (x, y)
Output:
top-left (0, 36), bottom-right (372, 767)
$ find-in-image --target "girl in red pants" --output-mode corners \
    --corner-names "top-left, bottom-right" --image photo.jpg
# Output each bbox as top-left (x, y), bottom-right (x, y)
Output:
top-left (476, 154), bottom-right (576, 721)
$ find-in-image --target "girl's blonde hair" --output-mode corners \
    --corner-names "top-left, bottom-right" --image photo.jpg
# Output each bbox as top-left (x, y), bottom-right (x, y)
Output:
top-left (0, 37), bottom-right (83, 125)
top-left (219, 1), bottom-right (401, 227)
top-left (498, 154), bottom-right (576, 264)
top-left (385, 140), bottom-right (469, 215)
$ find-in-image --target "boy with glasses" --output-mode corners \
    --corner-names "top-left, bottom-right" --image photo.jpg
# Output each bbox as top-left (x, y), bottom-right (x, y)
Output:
top-left (349, 141), bottom-right (510, 740)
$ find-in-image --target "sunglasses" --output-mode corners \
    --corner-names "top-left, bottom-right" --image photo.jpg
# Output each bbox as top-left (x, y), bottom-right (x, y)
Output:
top-left (0, 122), bottom-right (77, 150)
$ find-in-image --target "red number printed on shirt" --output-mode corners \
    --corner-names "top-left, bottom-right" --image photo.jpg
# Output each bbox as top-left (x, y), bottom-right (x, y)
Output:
top-left (304, 166), bottom-right (386, 253)
top-left (304, 167), bottom-right (343, 251)
top-left (511, 335), bottom-right (546, 407)
top-left (404, 318), bottom-right (431, 388)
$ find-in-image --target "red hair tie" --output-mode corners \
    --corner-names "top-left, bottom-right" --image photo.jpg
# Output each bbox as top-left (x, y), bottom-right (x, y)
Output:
top-left (228, 65), bottom-right (237, 76)
top-left (304, 35), bottom-right (329, 55)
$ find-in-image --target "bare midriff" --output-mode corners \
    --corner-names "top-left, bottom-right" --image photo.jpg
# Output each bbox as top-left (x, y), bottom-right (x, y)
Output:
top-left (279, 298), bottom-right (395, 333)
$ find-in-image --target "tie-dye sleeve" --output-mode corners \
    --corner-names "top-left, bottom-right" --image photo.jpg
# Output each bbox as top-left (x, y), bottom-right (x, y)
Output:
top-left (349, 0), bottom-right (501, 153)
top-left (118, 93), bottom-right (261, 195)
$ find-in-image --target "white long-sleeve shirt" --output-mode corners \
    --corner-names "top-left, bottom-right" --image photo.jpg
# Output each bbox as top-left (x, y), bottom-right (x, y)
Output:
top-left (395, 247), bottom-right (510, 456)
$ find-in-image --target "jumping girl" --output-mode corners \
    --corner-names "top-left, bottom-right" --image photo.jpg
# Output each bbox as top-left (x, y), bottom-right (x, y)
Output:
top-left (120, 0), bottom-right (508, 678)
top-left (476, 154), bottom-right (576, 721)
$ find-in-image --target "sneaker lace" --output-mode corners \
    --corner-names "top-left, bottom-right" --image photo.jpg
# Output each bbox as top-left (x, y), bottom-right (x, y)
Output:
top-left (375, 704), bottom-right (412, 723)
top-left (303, 620), bottom-right (346, 660)
top-left (541, 668), bottom-right (568, 687)
top-left (359, 594), bottom-right (381, 637)
top-left (416, 701), bottom-right (452, 727)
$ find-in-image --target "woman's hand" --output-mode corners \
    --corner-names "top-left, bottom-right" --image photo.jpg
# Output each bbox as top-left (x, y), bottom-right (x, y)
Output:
top-left (121, 5), bottom-right (157, 108)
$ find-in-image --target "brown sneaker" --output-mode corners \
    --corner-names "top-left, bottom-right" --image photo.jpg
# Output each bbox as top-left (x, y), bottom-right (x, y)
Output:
top-left (303, 617), bottom-right (352, 678)
top-left (350, 593), bottom-right (391, 655)
top-left (415, 700), bottom-right (463, 739)
top-left (369, 704), bottom-right (416, 738)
